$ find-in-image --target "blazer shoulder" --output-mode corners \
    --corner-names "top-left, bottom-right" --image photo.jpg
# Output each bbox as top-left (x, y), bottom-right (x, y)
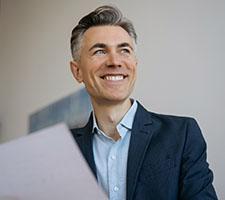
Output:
top-left (70, 127), bottom-right (84, 137)
top-left (70, 113), bottom-right (93, 138)
top-left (136, 101), bottom-right (199, 132)
top-left (137, 101), bottom-right (195, 122)
top-left (150, 111), bottom-right (197, 124)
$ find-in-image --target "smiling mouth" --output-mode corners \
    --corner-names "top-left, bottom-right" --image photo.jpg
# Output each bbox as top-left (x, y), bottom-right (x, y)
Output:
top-left (101, 75), bottom-right (128, 81)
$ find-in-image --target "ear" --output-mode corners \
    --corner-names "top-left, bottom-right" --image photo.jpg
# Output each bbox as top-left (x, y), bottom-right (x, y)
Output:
top-left (70, 61), bottom-right (83, 83)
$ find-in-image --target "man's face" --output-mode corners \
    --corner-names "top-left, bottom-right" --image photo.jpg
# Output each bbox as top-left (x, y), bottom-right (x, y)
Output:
top-left (70, 25), bottom-right (137, 105)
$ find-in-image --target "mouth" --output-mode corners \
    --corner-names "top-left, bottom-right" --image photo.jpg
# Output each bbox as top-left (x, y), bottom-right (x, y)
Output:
top-left (100, 74), bottom-right (128, 81)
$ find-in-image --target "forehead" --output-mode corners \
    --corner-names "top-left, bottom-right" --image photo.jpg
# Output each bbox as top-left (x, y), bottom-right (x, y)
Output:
top-left (82, 25), bottom-right (134, 48)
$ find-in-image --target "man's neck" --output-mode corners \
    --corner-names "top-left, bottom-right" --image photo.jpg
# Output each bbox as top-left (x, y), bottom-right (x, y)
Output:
top-left (92, 99), bottom-right (132, 141)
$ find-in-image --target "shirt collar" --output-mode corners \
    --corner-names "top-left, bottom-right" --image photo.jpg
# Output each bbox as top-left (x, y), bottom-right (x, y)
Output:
top-left (119, 100), bottom-right (137, 130)
top-left (92, 100), bottom-right (138, 134)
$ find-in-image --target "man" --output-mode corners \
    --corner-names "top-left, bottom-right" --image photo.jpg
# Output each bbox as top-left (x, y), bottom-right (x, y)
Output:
top-left (70, 5), bottom-right (217, 200)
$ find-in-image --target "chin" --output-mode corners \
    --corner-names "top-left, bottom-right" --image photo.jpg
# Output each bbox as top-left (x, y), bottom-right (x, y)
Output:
top-left (103, 93), bottom-right (131, 103)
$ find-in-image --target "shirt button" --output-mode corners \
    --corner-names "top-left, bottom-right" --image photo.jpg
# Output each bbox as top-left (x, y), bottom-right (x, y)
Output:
top-left (113, 186), bottom-right (119, 192)
top-left (111, 155), bottom-right (116, 160)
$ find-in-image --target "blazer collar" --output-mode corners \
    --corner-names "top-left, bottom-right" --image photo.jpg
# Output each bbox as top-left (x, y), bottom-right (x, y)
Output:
top-left (74, 113), bottom-right (97, 178)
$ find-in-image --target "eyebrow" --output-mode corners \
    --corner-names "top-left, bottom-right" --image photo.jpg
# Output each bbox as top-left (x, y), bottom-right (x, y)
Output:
top-left (89, 43), bottom-right (107, 52)
top-left (118, 42), bottom-right (134, 51)
top-left (89, 42), bottom-right (134, 52)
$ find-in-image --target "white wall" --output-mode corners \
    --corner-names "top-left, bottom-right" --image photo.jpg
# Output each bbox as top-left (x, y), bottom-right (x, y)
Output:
top-left (0, 0), bottom-right (224, 198)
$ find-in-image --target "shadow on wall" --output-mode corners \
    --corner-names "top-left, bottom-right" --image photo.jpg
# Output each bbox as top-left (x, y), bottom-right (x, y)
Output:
top-left (29, 88), bottom-right (92, 133)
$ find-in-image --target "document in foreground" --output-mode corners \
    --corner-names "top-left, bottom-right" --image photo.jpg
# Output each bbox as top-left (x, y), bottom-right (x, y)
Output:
top-left (0, 123), bottom-right (107, 200)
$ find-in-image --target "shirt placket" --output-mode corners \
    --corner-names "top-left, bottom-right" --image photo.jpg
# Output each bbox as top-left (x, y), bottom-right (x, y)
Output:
top-left (108, 142), bottom-right (121, 200)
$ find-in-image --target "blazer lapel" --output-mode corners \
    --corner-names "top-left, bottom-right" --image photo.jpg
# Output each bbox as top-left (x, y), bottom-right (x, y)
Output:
top-left (71, 113), bottom-right (97, 178)
top-left (126, 102), bottom-right (154, 200)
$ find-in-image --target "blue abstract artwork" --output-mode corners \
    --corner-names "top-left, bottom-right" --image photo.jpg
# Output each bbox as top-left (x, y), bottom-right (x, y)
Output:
top-left (29, 88), bottom-right (92, 133)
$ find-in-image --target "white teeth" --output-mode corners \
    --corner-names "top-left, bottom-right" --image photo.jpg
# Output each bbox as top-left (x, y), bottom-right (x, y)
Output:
top-left (104, 75), bottom-right (124, 81)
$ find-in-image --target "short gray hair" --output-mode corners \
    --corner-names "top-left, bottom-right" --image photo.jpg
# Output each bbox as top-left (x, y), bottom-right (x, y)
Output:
top-left (70, 5), bottom-right (137, 60)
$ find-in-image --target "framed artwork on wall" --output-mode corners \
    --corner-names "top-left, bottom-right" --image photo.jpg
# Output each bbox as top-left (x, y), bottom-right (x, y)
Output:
top-left (29, 88), bottom-right (92, 133)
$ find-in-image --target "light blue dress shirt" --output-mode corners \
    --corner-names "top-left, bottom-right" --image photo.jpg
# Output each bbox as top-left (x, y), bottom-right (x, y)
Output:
top-left (92, 100), bottom-right (137, 200)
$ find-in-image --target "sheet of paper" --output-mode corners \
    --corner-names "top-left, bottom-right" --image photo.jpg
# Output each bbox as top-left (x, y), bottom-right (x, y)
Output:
top-left (0, 123), bottom-right (107, 200)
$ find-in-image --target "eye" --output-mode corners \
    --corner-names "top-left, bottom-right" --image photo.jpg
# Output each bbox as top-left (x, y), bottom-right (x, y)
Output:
top-left (120, 48), bottom-right (131, 54)
top-left (93, 49), bottom-right (106, 55)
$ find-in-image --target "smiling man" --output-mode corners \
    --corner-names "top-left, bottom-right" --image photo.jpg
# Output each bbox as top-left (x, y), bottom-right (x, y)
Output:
top-left (70, 5), bottom-right (217, 200)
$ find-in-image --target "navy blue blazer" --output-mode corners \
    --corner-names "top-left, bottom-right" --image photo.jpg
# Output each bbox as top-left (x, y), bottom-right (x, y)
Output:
top-left (71, 102), bottom-right (217, 199)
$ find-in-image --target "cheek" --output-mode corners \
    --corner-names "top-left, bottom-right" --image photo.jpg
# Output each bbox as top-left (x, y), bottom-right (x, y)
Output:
top-left (129, 62), bottom-right (137, 74)
top-left (130, 65), bottom-right (137, 83)
top-left (80, 68), bottom-right (96, 86)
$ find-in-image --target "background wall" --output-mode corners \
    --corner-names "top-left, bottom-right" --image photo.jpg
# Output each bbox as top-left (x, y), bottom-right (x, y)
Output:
top-left (0, 0), bottom-right (224, 198)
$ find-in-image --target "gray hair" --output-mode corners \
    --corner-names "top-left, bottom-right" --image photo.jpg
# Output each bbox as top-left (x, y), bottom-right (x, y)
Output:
top-left (70, 5), bottom-right (137, 60)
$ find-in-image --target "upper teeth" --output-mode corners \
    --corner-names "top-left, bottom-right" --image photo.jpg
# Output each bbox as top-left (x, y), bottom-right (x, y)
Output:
top-left (104, 75), bottom-right (124, 81)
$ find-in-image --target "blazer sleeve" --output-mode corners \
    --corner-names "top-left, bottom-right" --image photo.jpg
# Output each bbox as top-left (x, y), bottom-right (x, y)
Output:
top-left (179, 118), bottom-right (218, 199)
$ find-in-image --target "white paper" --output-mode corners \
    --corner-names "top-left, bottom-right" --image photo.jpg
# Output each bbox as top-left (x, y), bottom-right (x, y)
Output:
top-left (0, 123), bottom-right (107, 200)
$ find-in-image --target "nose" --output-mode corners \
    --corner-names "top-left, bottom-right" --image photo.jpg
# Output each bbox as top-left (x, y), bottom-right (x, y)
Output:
top-left (106, 52), bottom-right (122, 67)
